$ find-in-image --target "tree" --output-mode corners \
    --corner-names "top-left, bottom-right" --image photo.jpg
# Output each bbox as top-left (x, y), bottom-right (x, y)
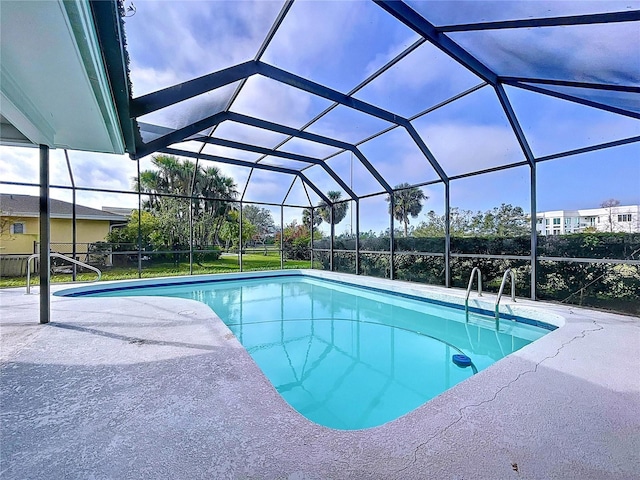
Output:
top-left (473, 204), bottom-right (530, 237)
top-left (243, 205), bottom-right (276, 252)
top-left (0, 215), bottom-right (10, 238)
top-left (414, 208), bottom-right (473, 237)
top-left (135, 155), bottom-right (195, 209)
top-left (0, 207), bottom-right (23, 241)
top-left (302, 208), bottom-right (322, 228)
top-left (150, 197), bottom-right (190, 251)
top-left (277, 220), bottom-right (320, 260)
top-left (600, 198), bottom-right (620, 232)
top-left (133, 154), bottom-right (238, 249)
top-left (414, 204), bottom-right (529, 238)
top-left (197, 166), bottom-right (238, 218)
top-left (106, 210), bottom-right (159, 251)
top-left (317, 191), bottom-right (348, 225)
top-left (219, 211), bottom-right (256, 251)
top-left (386, 183), bottom-right (427, 237)
top-left (414, 211), bottom-right (446, 237)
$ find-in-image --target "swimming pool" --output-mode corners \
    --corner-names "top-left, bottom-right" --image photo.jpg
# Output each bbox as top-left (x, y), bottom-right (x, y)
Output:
top-left (57, 272), bottom-right (556, 430)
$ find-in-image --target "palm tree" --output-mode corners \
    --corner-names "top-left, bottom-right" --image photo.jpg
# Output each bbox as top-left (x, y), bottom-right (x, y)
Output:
top-left (302, 208), bottom-right (322, 228)
top-left (135, 155), bottom-right (192, 207)
top-left (317, 191), bottom-right (348, 225)
top-left (387, 183), bottom-right (427, 237)
top-left (134, 170), bottom-right (162, 210)
top-left (199, 166), bottom-right (233, 214)
top-left (198, 165), bottom-right (238, 245)
top-left (151, 154), bottom-right (183, 192)
top-left (133, 155), bottom-right (238, 248)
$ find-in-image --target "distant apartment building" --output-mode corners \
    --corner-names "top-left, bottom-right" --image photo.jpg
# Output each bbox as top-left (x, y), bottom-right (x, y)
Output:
top-left (536, 204), bottom-right (640, 236)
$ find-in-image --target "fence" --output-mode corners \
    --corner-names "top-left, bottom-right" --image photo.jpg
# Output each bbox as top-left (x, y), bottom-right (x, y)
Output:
top-left (6, 234), bottom-right (638, 316)
top-left (311, 233), bottom-right (640, 316)
top-left (0, 255), bottom-right (35, 277)
top-left (20, 241), bottom-right (304, 278)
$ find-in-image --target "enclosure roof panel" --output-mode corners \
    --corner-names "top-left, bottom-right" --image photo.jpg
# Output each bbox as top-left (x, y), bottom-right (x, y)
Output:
top-left (260, 0), bottom-right (420, 93)
top-left (3, 1), bottom-right (639, 205)
top-left (123, 1), bottom-right (286, 96)
top-left (449, 22), bottom-right (640, 87)
top-left (403, 0), bottom-right (640, 26)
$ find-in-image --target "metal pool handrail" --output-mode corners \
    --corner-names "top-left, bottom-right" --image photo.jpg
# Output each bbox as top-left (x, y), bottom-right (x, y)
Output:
top-left (26, 253), bottom-right (102, 294)
top-left (464, 267), bottom-right (482, 320)
top-left (495, 268), bottom-right (516, 330)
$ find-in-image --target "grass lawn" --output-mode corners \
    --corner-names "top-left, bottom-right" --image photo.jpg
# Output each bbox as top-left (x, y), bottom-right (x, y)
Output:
top-left (0, 253), bottom-right (317, 288)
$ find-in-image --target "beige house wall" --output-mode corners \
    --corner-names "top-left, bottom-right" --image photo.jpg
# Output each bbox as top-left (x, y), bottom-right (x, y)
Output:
top-left (1, 217), bottom-right (39, 255)
top-left (1, 216), bottom-right (112, 255)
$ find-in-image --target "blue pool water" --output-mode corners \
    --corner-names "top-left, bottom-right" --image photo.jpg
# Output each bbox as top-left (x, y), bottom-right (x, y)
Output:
top-left (62, 275), bottom-right (552, 430)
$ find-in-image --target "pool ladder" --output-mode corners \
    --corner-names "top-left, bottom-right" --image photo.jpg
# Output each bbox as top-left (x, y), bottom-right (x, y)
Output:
top-left (464, 267), bottom-right (482, 318)
top-left (465, 267), bottom-right (516, 331)
top-left (494, 268), bottom-right (516, 330)
top-left (26, 252), bottom-right (102, 294)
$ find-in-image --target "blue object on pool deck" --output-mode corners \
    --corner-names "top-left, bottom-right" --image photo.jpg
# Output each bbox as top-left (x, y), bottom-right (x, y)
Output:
top-left (452, 354), bottom-right (472, 367)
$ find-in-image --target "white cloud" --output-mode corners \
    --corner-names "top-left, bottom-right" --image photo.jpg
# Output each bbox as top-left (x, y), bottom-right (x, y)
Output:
top-left (324, 151), bottom-right (382, 197)
top-left (213, 121), bottom-right (288, 148)
top-left (363, 39), bottom-right (416, 80)
top-left (0, 147), bottom-right (134, 193)
top-left (230, 75), bottom-right (327, 129)
top-left (125, 1), bottom-right (285, 95)
top-left (306, 105), bottom-right (393, 145)
top-left (242, 169), bottom-right (296, 204)
top-left (279, 137), bottom-right (339, 159)
top-left (125, 1), bottom-right (287, 136)
top-left (302, 164), bottom-right (346, 198)
top-left (0, 146), bottom-right (138, 209)
top-left (358, 128), bottom-right (442, 187)
top-left (261, 1), bottom-right (362, 76)
top-left (200, 143), bottom-right (260, 162)
top-left (504, 86), bottom-right (640, 158)
top-left (282, 177), bottom-right (314, 207)
top-left (450, 21), bottom-right (640, 85)
top-left (416, 122), bottom-right (524, 176)
top-left (531, 111), bottom-right (640, 158)
top-left (0, 147), bottom-right (40, 185)
top-left (261, 0), bottom-right (419, 92)
top-left (139, 82), bottom-right (240, 131)
top-left (4, 0), bottom-right (637, 227)
top-left (368, 42), bottom-right (468, 92)
top-left (355, 42), bottom-right (482, 117)
top-left (407, 0), bottom-right (640, 26)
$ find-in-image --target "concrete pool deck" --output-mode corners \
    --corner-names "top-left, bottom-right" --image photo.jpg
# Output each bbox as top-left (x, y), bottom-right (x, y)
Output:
top-left (1, 270), bottom-right (639, 479)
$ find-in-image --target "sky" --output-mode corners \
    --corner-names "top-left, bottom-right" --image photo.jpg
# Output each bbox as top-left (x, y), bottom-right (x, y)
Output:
top-left (1, 0), bottom-right (639, 235)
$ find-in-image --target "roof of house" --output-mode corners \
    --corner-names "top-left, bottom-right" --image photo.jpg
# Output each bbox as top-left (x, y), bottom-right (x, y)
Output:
top-left (101, 206), bottom-right (137, 216)
top-left (1, 194), bottom-right (127, 222)
top-left (0, 1), bottom-right (127, 153)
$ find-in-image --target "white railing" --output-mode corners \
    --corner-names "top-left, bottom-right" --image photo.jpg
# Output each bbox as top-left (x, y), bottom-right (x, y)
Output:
top-left (464, 267), bottom-right (482, 319)
top-left (495, 268), bottom-right (516, 330)
top-left (26, 253), bottom-right (102, 294)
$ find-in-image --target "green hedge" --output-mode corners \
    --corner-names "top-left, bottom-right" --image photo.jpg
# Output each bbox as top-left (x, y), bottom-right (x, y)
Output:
top-left (312, 233), bottom-right (640, 315)
top-left (538, 232), bottom-right (640, 259)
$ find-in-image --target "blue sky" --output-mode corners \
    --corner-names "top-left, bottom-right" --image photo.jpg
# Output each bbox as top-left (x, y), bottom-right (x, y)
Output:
top-left (1, 0), bottom-right (639, 235)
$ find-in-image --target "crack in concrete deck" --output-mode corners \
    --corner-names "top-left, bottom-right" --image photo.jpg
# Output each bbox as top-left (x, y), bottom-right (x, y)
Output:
top-left (392, 320), bottom-right (605, 477)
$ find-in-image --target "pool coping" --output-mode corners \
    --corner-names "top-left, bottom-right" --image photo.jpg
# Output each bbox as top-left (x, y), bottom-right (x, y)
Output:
top-left (2, 269), bottom-right (639, 479)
